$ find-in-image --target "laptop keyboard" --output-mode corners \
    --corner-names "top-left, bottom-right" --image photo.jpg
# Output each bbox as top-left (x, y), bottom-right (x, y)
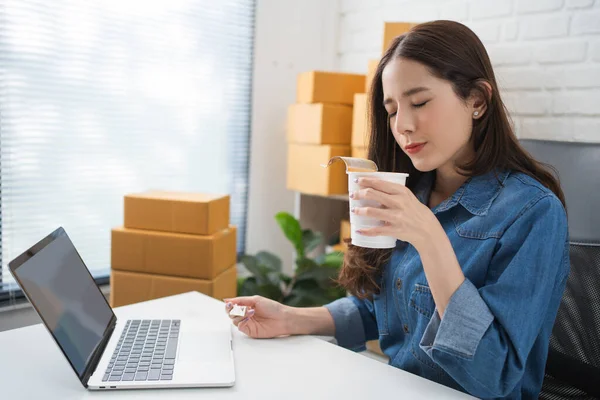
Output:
top-left (102, 319), bottom-right (180, 382)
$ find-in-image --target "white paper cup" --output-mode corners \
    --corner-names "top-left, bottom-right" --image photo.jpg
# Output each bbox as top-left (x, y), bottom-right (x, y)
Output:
top-left (348, 171), bottom-right (409, 249)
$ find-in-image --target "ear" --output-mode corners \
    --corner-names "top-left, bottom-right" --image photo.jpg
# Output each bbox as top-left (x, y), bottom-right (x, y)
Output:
top-left (470, 80), bottom-right (492, 120)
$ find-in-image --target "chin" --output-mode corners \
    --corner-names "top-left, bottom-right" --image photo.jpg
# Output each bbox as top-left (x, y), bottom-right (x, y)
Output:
top-left (410, 158), bottom-right (439, 173)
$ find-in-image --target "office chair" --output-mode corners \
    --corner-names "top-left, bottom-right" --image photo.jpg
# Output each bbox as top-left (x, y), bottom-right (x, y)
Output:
top-left (520, 140), bottom-right (600, 399)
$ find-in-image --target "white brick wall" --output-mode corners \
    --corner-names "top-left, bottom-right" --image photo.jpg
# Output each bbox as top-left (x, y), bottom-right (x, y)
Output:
top-left (337, 0), bottom-right (600, 142)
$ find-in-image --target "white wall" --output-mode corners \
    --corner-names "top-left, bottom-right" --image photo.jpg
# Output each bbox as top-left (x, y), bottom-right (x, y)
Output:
top-left (245, 0), bottom-right (339, 273)
top-left (337, 0), bottom-right (600, 143)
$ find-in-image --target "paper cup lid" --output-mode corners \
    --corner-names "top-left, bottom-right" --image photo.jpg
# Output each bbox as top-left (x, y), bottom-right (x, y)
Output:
top-left (321, 156), bottom-right (378, 173)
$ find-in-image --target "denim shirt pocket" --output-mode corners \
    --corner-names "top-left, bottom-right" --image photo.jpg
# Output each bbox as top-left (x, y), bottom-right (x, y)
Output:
top-left (408, 284), bottom-right (445, 377)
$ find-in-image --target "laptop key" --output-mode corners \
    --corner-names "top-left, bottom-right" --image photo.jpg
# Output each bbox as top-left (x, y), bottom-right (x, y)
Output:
top-left (162, 365), bottom-right (174, 370)
top-left (125, 368), bottom-right (136, 373)
top-left (111, 370), bottom-right (123, 376)
top-left (160, 374), bottom-right (173, 381)
top-left (165, 338), bottom-right (178, 359)
top-left (122, 373), bottom-right (135, 381)
top-left (148, 369), bottom-right (161, 381)
top-left (109, 376), bottom-right (122, 381)
top-left (164, 359), bottom-right (175, 365)
top-left (138, 366), bottom-right (149, 372)
top-left (135, 372), bottom-right (148, 381)
top-left (102, 374), bottom-right (109, 382)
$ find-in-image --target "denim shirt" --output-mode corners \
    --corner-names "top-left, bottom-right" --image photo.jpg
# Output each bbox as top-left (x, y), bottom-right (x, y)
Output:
top-left (325, 169), bottom-right (570, 399)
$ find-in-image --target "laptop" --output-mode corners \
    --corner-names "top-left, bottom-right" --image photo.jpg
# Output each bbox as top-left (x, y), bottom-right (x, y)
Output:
top-left (8, 227), bottom-right (235, 390)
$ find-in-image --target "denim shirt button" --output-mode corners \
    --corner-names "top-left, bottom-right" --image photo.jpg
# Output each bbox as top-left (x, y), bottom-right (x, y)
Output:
top-left (403, 324), bottom-right (409, 334)
top-left (396, 278), bottom-right (403, 290)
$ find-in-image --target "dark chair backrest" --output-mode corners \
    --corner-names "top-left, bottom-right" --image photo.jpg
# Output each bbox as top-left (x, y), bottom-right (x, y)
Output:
top-left (520, 139), bottom-right (600, 399)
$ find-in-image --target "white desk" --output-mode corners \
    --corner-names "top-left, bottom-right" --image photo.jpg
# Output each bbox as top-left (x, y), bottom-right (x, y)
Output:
top-left (0, 292), bottom-right (473, 399)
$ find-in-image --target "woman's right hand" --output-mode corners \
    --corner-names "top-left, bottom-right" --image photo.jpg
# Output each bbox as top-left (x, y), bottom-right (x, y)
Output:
top-left (224, 295), bottom-right (291, 339)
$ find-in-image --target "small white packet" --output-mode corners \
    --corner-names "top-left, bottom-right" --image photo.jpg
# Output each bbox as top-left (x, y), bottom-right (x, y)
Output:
top-left (229, 304), bottom-right (247, 317)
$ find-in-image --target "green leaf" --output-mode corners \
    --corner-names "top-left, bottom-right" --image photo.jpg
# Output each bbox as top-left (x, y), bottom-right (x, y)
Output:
top-left (239, 276), bottom-right (283, 301)
top-left (256, 283), bottom-right (283, 301)
top-left (296, 266), bottom-right (340, 289)
top-left (266, 271), bottom-right (282, 287)
top-left (238, 277), bottom-right (259, 297)
top-left (255, 251), bottom-right (282, 272)
top-left (240, 255), bottom-right (265, 278)
top-left (280, 274), bottom-right (292, 286)
top-left (320, 251), bottom-right (344, 269)
top-left (285, 280), bottom-right (334, 307)
top-left (295, 257), bottom-right (320, 275)
top-left (302, 229), bottom-right (323, 255)
top-left (275, 212), bottom-right (304, 257)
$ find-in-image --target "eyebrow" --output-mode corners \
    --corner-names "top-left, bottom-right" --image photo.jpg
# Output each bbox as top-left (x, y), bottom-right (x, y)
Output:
top-left (383, 86), bottom-right (431, 105)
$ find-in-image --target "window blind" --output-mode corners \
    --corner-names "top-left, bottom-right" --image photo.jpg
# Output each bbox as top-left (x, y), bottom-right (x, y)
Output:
top-left (0, 0), bottom-right (255, 303)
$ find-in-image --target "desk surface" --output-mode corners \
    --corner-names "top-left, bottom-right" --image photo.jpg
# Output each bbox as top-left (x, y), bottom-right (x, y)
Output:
top-left (0, 292), bottom-right (473, 399)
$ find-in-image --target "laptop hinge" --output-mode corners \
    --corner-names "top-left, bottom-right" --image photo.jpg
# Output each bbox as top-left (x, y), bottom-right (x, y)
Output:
top-left (81, 316), bottom-right (117, 387)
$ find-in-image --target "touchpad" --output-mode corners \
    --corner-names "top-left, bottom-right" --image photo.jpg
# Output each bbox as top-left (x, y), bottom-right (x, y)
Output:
top-left (177, 332), bottom-right (231, 363)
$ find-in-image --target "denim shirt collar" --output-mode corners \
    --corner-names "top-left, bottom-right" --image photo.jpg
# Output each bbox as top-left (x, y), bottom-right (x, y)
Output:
top-left (414, 169), bottom-right (511, 216)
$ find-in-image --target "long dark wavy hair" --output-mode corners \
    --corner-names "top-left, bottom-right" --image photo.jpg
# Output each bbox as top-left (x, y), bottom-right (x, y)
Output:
top-left (337, 20), bottom-right (566, 299)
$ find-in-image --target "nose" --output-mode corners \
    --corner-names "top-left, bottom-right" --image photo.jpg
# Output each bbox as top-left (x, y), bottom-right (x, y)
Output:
top-left (392, 106), bottom-right (415, 136)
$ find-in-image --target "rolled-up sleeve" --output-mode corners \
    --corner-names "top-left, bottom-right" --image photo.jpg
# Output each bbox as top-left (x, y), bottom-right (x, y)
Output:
top-left (324, 295), bottom-right (378, 352)
top-left (419, 195), bottom-right (570, 398)
top-left (421, 278), bottom-right (494, 359)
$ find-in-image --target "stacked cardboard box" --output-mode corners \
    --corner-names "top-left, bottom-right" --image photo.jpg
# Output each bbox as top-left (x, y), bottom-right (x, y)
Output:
top-left (354, 23), bottom-right (417, 160)
top-left (286, 71), bottom-right (365, 196)
top-left (110, 191), bottom-right (237, 307)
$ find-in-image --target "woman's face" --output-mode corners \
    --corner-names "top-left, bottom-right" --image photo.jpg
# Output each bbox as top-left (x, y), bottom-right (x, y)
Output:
top-left (381, 57), bottom-right (478, 173)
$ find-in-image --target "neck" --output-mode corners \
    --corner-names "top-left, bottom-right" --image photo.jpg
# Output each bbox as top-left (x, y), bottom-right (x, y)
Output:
top-left (433, 164), bottom-right (469, 199)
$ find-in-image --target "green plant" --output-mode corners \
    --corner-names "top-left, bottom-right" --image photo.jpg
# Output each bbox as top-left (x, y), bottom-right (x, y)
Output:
top-left (237, 212), bottom-right (347, 307)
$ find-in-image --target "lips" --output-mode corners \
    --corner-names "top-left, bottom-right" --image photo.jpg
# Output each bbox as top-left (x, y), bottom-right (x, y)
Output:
top-left (405, 142), bottom-right (426, 154)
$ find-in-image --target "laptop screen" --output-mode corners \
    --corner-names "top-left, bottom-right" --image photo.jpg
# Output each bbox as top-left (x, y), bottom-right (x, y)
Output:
top-left (9, 228), bottom-right (114, 378)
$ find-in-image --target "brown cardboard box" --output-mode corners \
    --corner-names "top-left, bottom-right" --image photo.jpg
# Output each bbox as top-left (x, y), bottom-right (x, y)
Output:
top-left (382, 22), bottom-right (417, 54)
top-left (287, 103), bottom-right (353, 145)
top-left (352, 147), bottom-right (368, 159)
top-left (297, 71), bottom-right (365, 106)
top-left (367, 340), bottom-right (387, 357)
top-left (111, 225), bottom-right (237, 280)
top-left (351, 93), bottom-right (370, 148)
top-left (340, 219), bottom-right (351, 249)
top-left (287, 143), bottom-right (350, 196)
top-left (110, 265), bottom-right (237, 307)
top-left (124, 191), bottom-right (229, 235)
top-left (365, 59), bottom-right (379, 93)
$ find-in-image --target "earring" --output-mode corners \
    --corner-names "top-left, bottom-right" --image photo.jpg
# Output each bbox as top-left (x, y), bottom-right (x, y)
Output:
top-left (473, 111), bottom-right (479, 117)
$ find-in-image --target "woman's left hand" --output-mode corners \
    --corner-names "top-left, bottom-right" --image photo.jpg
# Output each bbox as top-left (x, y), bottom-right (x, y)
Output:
top-left (350, 177), bottom-right (440, 250)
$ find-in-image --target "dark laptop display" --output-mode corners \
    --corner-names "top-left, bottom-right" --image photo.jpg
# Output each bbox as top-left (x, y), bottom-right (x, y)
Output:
top-left (9, 228), bottom-right (115, 380)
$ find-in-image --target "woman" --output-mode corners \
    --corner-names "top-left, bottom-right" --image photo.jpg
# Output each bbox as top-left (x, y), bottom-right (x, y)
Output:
top-left (225, 20), bottom-right (569, 399)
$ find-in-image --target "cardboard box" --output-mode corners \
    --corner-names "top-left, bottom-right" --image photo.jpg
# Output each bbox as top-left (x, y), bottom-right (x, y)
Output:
top-left (382, 22), bottom-right (417, 54)
top-left (367, 340), bottom-right (387, 357)
top-left (365, 59), bottom-right (379, 93)
top-left (110, 265), bottom-right (237, 308)
top-left (352, 147), bottom-right (368, 159)
top-left (287, 103), bottom-right (353, 145)
top-left (111, 225), bottom-right (237, 280)
top-left (351, 93), bottom-right (370, 148)
top-left (340, 219), bottom-right (351, 249)
top-left (287, 143), bottom-right (350, 196)
top-left (124, 191), bottom-right (229, 235)
top-left (297, 71), bottom-right (365, 106)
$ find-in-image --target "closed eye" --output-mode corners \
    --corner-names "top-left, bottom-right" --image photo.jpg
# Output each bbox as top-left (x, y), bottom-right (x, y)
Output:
top-left (412, 100), bottom-right (428, 108)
